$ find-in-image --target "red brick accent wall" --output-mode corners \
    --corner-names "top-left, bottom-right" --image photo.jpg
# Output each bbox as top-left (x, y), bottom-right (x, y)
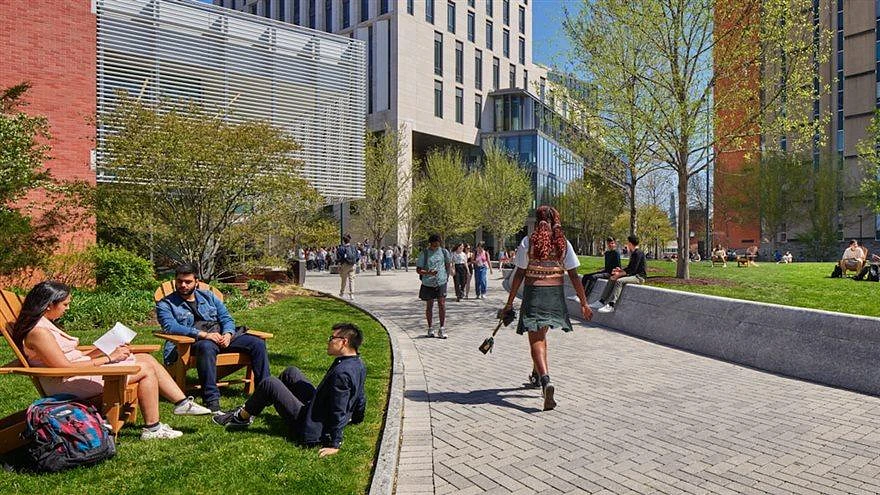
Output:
top-left (0, 1), bottom-right (97, 249)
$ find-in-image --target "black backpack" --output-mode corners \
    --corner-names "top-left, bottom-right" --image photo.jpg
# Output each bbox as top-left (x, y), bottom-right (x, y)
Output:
top-left (869, 265), bottom-right (880, 282)
top-left (22, 394), bottom-right (116, 472)
top-left (830, 265), bottom-right (842, 278)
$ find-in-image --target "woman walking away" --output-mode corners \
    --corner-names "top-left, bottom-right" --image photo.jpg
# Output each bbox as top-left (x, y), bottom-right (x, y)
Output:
top-left (13, 281), bottom-right (211, 440)
top-left (473, 242), bottom-right (493, 299)
top-left (452, 243), bottom-right (469, 301)
top-left (501, 206), bottom-right (591, 411)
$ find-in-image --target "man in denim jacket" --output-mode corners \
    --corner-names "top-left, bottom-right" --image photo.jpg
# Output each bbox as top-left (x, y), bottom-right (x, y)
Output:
top-left (156, 264), bottom-right (270, 412)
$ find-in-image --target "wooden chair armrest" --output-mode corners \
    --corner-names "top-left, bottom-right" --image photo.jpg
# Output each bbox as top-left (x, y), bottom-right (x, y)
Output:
top-left (77, 344), bottom-right (160, 354)
top-left (0, 366), bottom-right (140, 378)
top-left (153, 332), bottom-right (196, 344)
top-left (246, 329), bottom-right (274, 339)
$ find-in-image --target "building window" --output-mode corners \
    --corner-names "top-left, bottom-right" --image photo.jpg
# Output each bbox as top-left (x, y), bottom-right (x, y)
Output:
top-left (309, 0), bottom-right (316, 28)
top-left (503, 29), bottom-right (510, 58)
top-left (523, 69), bottom-right (528, 90)
top-left (509, 63), bottom-right (515, 87)
top-left (448, 1), bottom-right (456, 33)
top-left (455, 41), bottom-right (464, 83)
top-left (361, 0), bottom-right (369, 21)
top-left (475, 93), bottom-right (482, 127)
top-left (468, 0), bottom-right (474, 7)
top-left (475, 49), bottom-right (483, 90)
top-left (368, 25), bottom-right (374, 113)
top-left (426, 0), bottom-right (434, 23)
top-left (503, 0), bottom-right (509, 25)
top-left (380, 0), bottom-right (389, 15)
top-left (294, 0), bottom-right (301, 23)
top-left (486, 20), bottom-right (493, 49)
top-left (407, 0), bottom-right (413, 15)
top-left (467, 12), bottom-right (475, 42)
top-left (343, 0), bottom-right (351, 27)
top-left (278, 0), bottom-right (285, 20)
top-left (493, 57), bottom-right (500, 89)
top-left (435, 80), bottom-right (444, 117)
top-left (518, 5), bottom-right (525, 33)
top-left (434, 32), bottom-right (443, 76)
top-left (455, 87), bottom-right (464, 123)
top-left (518, 37), bottom-right (525, 64)
top-left (325, 0), bottom-right (333, 31)
top-left (263, 0), bottom-right (271, 18)
top-left (249, 3), bottom-right (257, 14)
top-left (486, 0), bottom-right (493, 17)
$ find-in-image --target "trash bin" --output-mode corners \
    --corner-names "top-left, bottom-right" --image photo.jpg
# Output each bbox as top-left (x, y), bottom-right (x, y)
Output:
top-left (292, 260), bottom-right (306, 285)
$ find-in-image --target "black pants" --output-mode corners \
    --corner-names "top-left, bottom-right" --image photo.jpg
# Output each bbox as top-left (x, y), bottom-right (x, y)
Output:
top-left (244, 367), bottom-right (315, 436)
top-left (453, 263), bottom-right (468, 299)
top-left (581, 271), bottom-right (610, 297)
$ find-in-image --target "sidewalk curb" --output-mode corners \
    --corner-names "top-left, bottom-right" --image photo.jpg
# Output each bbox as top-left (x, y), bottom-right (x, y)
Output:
top-left (313, 291), bottom-right (404, 495)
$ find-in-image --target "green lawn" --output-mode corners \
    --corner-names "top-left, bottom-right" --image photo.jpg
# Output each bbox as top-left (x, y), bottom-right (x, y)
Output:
top-left (579, 256), bottom-right (880, 318)
top-left (0, 295), bottom-right (391, 495)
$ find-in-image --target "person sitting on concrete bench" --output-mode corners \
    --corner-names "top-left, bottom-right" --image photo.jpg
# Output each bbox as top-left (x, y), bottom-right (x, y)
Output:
top-left (213, 323), bottom-right (366, 458)
top-left (581, 237), bottom-right (620, 297)
top-left (591, 235), bottom-right (647, 314)
top-left (839, 240), bottom-right (864, 277)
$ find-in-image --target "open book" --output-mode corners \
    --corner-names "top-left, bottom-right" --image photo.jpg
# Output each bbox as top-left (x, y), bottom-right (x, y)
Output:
top-left (93, 322), bottom-right (137, 357)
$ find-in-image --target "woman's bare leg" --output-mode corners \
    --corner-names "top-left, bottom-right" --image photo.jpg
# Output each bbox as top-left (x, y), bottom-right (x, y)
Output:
top-left (134, 354), bottom-right (186, 403)
top-left (528, 327), bottom-right (549, 376)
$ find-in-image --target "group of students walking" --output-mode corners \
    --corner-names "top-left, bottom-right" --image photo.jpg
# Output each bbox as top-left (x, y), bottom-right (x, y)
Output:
top-left (450, 242), bottom-right (493, 301)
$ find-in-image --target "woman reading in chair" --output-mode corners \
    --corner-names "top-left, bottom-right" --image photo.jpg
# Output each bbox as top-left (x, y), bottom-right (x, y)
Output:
top-left (12, 281), bottom-right (212, 440)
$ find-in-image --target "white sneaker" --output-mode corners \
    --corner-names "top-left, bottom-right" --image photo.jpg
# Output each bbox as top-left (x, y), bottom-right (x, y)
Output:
top-left (437, 327), bottom-right (448, 339)
top-left (426, 327), bottom-right (435, 338)
top-left (141, 423), bottom-right (183, 440)
top-left (589, 301), bottom-right (604, 309)
top-left (597, 304), bottom-right (615, 313)
top-left (173, 396), bottom-right (212, 416)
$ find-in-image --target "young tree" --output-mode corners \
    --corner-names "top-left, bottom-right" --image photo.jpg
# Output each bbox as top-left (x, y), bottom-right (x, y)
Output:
top-left (563, 0), bottom-right (826, 279)
top-left (98, 95), bottom-right (309, 280)
top-left (612, 205), bottom-right (676, 260)
top-left (557, 175), bottom-right (624, 254)
top-left (476, 142), bottom-right (532, 252)
top-left (414, 148), bottom-right (479, 242)
top-left (360, 125), bottom-right (412, 275)
top-left (0, 83), bottom-right (91, 275)
top-left (798, 153), bottom-right (841, 260)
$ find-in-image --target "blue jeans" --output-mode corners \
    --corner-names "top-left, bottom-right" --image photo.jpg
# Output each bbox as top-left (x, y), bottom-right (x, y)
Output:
top-left (474, 266), bottom-right (488, 296)
top-left (193, 333), bottom-right (270, 406)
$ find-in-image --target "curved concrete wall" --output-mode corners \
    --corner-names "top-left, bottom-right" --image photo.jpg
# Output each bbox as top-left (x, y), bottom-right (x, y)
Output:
top-left (561, 279), bottom-right (880, 397)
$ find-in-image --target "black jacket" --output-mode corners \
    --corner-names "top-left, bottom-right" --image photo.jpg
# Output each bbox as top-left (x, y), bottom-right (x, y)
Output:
top-left (623, 248), bottom-right (647, 278)
top-left (603, 249), bottom-right (621, 274)
top-left (299, 355), bottom-right (367, 448)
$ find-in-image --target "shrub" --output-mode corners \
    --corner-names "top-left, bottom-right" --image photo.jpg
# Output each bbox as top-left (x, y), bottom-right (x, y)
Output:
top-left (224, 294), bottom-right (249, 313)
top-left (44, 249), bottom-right (97, 288)
top-left (212, 281), bottom-right (242, 298)
top-left (59, 289), bottom-right (154, 333)
top-left (92, 245), bottom-right (157, 292)
top-left (247, 279), bottom-right (271, 294)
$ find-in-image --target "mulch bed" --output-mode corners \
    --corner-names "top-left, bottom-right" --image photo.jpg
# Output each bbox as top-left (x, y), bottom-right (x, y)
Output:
top-left (648, 277), bottom-right (739, 287)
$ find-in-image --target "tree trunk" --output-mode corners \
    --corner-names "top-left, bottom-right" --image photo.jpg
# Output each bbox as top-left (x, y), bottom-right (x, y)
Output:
top-left (676, 167), bottom-right (690, 279)
top-left (375, 237), bottom-right (382, 276)
top-left (629, 181), bottom-right (638, 236)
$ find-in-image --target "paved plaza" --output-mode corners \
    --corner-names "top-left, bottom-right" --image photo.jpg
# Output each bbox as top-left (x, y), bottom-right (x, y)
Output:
top-left (307, 270), bottom-right (880, 495)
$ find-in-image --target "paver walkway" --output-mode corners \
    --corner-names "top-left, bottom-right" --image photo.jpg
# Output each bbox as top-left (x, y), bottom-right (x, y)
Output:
top-left (307, 270), bottom-right (880, 495)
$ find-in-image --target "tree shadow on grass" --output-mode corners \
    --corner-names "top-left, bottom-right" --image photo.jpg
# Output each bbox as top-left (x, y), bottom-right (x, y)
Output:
top-left (405, 387), bottom-right (541, 414)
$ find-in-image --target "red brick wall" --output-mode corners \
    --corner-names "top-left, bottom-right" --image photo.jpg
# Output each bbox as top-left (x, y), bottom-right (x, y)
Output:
top-left (0, 1), bottom-right (96, 249)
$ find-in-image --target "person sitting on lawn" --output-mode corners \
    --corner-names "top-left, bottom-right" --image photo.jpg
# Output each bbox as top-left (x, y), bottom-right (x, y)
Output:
top-left (839, 240), bottom-right (864, 276)
top-left (213, 323), bottom-right (366, 458)
top-left (780, 251), bottom-right (793, 264)
top-left (14, 281), bottom-right (212, 440)
top-left (591, 235), bottom-right (647, 313)
top-left (156, 264), bottom-right (270, 413)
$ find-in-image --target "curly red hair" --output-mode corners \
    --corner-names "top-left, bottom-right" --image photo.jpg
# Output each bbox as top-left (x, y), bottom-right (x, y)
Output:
top-left (530, 205), bottom-right (567, 261)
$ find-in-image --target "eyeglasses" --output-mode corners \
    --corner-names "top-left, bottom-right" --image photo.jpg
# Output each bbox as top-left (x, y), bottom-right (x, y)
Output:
top-left (328, 335), bottom-right (346, 343)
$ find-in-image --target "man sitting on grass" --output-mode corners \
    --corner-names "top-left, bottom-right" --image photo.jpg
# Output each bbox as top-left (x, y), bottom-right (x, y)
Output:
top-left (839, 239), bottom-right (864, 276)
top-left (213, 323), bottom-right (366, 458)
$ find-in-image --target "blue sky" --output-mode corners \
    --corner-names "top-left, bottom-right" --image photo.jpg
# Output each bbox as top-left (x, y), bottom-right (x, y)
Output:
top-left (200, 0), bottom-right (577, 67)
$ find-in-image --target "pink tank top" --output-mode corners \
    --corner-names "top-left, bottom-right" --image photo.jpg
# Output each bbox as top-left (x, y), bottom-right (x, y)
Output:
top-left (25, 317), bottom-right (135, 399)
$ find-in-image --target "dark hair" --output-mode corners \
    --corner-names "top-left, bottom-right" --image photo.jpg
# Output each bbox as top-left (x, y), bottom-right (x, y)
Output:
top-left (11, 281), bottom-right (71, 352)
top-left (428, 233), bottom-right (441, 244)
top-left (530, 205), bottom-right (567, 261)
top-left (175, 263), bottom-right (198, 278)
top-left (343, 233), bottom-right (352, 243)
top-left (605, 237), bottom-right (616, 243)
top-left (332, 322), bottom-right (363, 351)
top-left (627, 235), bottom-right (640, 247)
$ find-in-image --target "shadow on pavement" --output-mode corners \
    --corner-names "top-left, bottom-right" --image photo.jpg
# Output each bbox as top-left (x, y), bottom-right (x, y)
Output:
top-left (405, 387), bottom-right (542, 414)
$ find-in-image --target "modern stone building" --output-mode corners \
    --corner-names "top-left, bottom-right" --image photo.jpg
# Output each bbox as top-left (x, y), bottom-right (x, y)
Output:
top-left (218, 0), bottom-right (586, 246)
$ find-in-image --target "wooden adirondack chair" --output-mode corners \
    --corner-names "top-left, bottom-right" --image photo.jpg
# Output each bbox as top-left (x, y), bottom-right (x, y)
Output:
top-left (153, 281), bottom-right (273, 394)
top-left (0, 289), bottom-right (158, 454)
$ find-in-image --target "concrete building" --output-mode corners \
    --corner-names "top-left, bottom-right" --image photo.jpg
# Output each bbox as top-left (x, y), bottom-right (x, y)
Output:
top-left (219, 0), bottom-right (587, 246)
top-left (714, 0), bottom-right (880, 255)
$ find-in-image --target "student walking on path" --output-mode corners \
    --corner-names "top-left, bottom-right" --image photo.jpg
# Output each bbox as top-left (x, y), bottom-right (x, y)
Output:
top-left (416, 234), bottom-right (454, 339)
top-left (452, 243), bottom-right (469, 302)
top-left (473, 242), bottom-right (493, 299)
top-left (502, 206), bottom-right (591, 411)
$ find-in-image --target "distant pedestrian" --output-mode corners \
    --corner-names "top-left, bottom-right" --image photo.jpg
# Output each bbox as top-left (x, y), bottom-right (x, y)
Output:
top-left (401, 245), bottom-right (409, 272)
top-left (336, 234), bottom-right (359, 299)
top-left (416, 234), bottom-right (453, 339)
top-left (502, 206), bottom-right (591, 411)
top-left (473, 242), bottom-right (493, 299)
top-left (451, 243), bottom-right (468, 301)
